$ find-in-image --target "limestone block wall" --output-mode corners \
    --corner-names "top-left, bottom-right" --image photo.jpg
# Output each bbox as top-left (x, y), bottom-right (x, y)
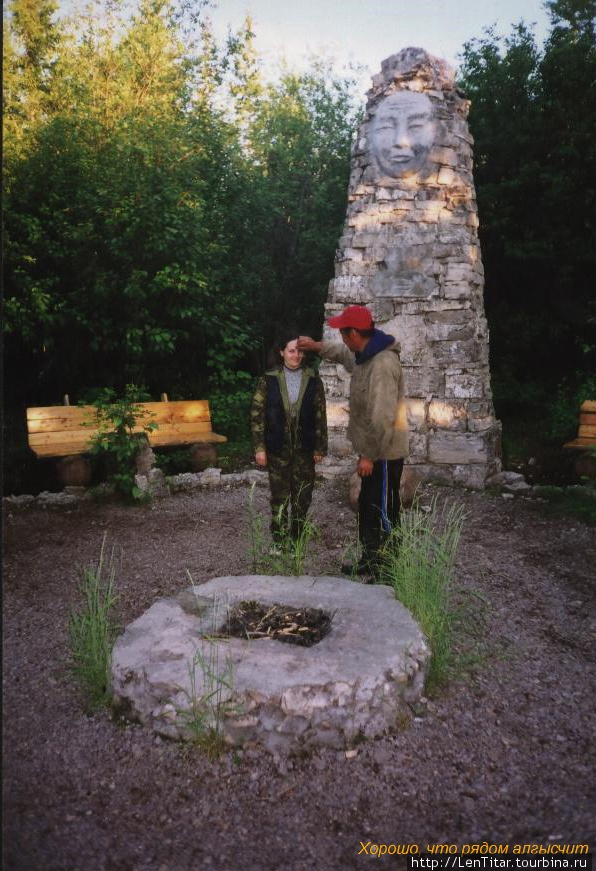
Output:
top-left (321, 47), bottom-right (501, 490)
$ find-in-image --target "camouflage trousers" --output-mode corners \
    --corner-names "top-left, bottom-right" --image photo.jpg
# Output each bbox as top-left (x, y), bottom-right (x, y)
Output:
top-left (267, 449), bottom-right (315, 542)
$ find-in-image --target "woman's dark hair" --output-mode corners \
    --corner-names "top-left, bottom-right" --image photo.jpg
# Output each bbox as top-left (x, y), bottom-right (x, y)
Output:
top-left (276, 329), bottom-right (300, 353)
top-left (265, 328), bottom-right (301, 368)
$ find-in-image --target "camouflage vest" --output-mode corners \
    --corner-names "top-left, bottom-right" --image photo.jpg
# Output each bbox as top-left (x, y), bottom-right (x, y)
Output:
top-left (264, 372), bottom-right (317, 454)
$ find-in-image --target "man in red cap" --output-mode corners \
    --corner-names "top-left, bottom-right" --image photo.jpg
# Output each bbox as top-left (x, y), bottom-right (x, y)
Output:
top-left (298, 306), bottom-right (408, 579)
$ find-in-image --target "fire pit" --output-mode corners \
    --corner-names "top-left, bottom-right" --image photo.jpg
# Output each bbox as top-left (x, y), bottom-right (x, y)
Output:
top-left (222, 600), bottom-right (333, 647)
top-left (111, 575), bottom-right (430, 753)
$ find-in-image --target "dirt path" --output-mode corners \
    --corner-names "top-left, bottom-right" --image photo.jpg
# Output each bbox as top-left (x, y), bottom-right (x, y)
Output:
top-left (3, 480), bottom-right (595, 871)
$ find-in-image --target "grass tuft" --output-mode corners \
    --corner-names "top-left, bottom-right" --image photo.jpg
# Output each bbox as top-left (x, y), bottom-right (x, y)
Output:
top-left (247, 481), bottom-right (318, 575)
top-left (175, 593), bottom-right (239, 758)
top-left (68, 534), bottom-right (119, 710)
top-left (379, 496), bottom-right (465, 690)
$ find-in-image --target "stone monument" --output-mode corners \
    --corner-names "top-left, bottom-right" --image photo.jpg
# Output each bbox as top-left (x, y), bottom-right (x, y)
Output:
top-left (321, 48), bottom-right (501, 490)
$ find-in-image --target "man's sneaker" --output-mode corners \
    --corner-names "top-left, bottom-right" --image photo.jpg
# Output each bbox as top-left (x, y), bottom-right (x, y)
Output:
top-left (341, 559), bottom-right (373, 577)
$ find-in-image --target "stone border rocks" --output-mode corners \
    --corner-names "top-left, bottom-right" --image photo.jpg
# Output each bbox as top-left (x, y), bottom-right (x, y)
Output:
top-left (6, 467), bottom-right (593, 510)
top-left (2, 468), bottom-right (269, 509)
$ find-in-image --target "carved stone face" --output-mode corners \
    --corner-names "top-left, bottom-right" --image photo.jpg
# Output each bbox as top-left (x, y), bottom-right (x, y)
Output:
top-left (370, 91), bottom-right (434, 179)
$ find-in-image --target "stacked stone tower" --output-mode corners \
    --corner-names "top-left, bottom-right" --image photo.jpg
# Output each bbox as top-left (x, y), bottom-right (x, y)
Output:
top-left (321, 48), bottom-right (501, 490)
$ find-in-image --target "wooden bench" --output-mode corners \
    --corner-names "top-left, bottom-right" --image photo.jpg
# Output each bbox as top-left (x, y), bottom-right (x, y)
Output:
top-left (563, 400), bottom-right (596, 451)
top-left (26, 395), bottom-right (227, 459)
top-left (563, 400), bottom-right (596, 478)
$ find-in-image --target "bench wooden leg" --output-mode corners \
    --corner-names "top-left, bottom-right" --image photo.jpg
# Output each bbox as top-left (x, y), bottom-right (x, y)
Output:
top-left (56, 456), bottom-right (92, 488)
top-left (189, 443), bottom-right (217, 472)
top-left (574, 452), bottom-right (596, 479)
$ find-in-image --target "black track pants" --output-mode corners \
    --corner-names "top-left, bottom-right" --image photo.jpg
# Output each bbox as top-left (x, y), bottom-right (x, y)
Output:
top-left (358, 458), bottom-right (403, 564)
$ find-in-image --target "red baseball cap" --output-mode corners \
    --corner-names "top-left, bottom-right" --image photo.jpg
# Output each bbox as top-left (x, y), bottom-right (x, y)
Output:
top-left (326, 305), bottom-right (374, 330)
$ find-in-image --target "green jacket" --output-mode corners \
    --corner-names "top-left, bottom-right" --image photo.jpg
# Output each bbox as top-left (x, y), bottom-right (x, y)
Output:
top-left (251, 367), bottom-right (327, 456)
top-left (322, 338), bottom-right (408, 461)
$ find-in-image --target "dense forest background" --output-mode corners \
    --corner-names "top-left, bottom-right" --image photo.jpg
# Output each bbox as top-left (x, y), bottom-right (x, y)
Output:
top-left (3, 0), bottom-right (595, 494)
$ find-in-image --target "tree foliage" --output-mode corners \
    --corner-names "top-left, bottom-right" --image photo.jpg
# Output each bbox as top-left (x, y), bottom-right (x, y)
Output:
top-left (458, 0), bottom-right (596, 421)
top-left (3, 0), bottom-right (359, 422)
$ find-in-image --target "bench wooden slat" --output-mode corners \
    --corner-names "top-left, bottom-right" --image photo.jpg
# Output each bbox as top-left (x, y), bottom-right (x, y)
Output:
top-left (149, 431), bottom-right (227, 447)
top-left (580, 400), bottom-right (596, 413)
top-left (139, 401), bottom-right (212, 423)
top-left (27, 408), bottom-right (93, 433)
top-left (29, 430), bottom-right (96, 449)
top-left (31, 441), bottom-right (96, 458)
top-left (578, 424), bottom-right (596, 439)
top-left (28, 414), bottom-right (97, 434)
top-left (27, 406), bottom-right (93, 422)
top-left (27, 415), bottom-right (217, 436)
top-left (145, 421), bottom-right (216, 437)
top-left (564, 437), bottom-right (596, 450)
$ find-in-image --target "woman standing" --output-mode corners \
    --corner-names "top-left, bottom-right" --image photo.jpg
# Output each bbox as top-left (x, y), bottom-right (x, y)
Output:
top-left (251, 332), bottom-right (327, 546)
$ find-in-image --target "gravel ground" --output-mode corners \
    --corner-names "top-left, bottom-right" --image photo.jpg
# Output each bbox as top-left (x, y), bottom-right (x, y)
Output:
top-left (3, 477), bottom-right (596, 871)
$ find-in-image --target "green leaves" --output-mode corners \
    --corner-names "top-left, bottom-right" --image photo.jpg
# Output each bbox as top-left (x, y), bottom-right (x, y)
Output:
top-left (3, 0), bottom-right (358, 413)
top-left (458, 8), bottom-right (596, 419)
top-left (87, 384), bottom-right (156, 499)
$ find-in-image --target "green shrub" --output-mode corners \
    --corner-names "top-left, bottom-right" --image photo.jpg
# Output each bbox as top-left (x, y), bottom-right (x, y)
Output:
top-left (85, 384), bottom-right (157, 499)
top-left (209, 382), bottom-right (254, 443)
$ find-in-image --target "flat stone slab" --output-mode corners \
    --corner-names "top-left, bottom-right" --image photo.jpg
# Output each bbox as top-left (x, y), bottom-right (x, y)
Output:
top-left (111, 575), bottom-right (430, 753)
